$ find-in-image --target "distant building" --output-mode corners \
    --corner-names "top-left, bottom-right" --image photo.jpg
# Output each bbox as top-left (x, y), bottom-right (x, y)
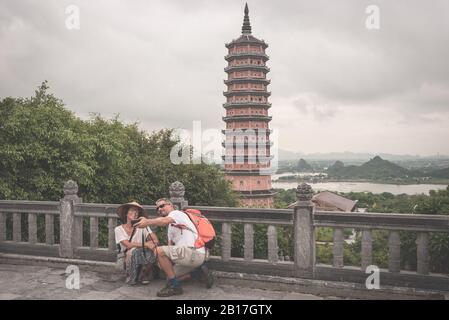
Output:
top-left (312, 191), bottom-right (358, 212)
top-left (222, 4), bottom-right (275, 207)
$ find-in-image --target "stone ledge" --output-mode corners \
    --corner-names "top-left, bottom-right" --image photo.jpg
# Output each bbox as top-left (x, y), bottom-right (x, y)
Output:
top-left (0, 253), bottom-right (117, 273)
top-left (1, 253), bottom-right (447, 300)
top-left (213, 271), bottom-right (449, 300)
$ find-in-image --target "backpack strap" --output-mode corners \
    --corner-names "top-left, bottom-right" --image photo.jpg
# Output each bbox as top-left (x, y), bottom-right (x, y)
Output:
top-left (141, 229), bottom-right (146, 257)
top-left (171, 212), bottom-right (198, 236)
top-left (171, 211), bottom-right (208, 249)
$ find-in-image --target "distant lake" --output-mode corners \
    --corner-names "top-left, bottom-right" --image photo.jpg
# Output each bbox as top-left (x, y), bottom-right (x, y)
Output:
top-left (271, 173), bottom-right (448, 195)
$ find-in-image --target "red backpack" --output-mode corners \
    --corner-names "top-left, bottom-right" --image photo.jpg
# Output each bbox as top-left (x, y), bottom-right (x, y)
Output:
top-left (173, 209), bottom-right (216, 249)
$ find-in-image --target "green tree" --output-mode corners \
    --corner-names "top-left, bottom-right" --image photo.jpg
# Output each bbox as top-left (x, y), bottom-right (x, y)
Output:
top-left (0, 82), bottom-right (237, 207)
top-left (0, 82), bottom-right (238, 246)
top-left (274, 187), bottom-right (449, 273)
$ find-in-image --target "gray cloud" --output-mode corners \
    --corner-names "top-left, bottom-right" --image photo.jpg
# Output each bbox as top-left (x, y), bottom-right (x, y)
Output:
top-left (0, 0), bottom-right (448, 155)
top-left (292, 96), bottom-right (338, 122)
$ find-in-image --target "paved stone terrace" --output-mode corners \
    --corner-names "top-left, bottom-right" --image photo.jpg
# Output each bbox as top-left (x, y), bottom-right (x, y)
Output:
top-left (0, 263), bottom-right (334, 300)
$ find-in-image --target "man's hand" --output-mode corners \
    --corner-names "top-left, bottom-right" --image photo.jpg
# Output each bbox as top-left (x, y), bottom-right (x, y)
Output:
top-left (134, 217), bottom-right (151, 228)
top-left (135, 216), bottom-right (174, 228)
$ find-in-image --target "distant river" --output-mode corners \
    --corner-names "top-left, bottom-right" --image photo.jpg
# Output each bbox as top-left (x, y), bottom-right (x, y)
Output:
top-left (271, 173), bottom-right (448, 195)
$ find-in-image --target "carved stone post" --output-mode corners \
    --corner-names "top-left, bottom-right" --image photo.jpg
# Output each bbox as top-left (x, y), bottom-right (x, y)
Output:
top-left (169, 181), bottom-right (188, 210)
top-left (12, 213), bottom-right (21, 242)
top-left (0, 212), bottom-right (5, 241)
top-left (293, 183), bottom-right (315, 276)
top-left (108, 217), bottom-right (117, 252)
top-left (333, 228), bottom-right (344, 268)
top-left (361, 229), bottom-right (373, 270)
top-left (59, 180), bottom-right (81, 258)
top-left (267, 225), bottom-right (278, 263)
top-left (90, 217), bottom-right (98, 249)
top-left (388, 231), bottom-right (401, 273)
top-left (28, 213), bottom-right (37, 244)
top-left (244, 223), bottom-right (254, 261)
top-left (45, 214), bottom-right (54, 245)
top-left (221, 222), bottom-right (232, 261)
top-left (416, 232), bottom-right (429, 275)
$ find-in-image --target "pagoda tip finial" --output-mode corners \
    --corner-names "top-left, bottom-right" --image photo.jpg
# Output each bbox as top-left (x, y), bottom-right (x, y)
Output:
top-left (242, 3), bottom-right (252, 34)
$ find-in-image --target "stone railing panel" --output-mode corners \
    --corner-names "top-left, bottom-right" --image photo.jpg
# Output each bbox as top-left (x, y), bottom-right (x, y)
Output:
top-left (0, 180), bottom-right (448, 292)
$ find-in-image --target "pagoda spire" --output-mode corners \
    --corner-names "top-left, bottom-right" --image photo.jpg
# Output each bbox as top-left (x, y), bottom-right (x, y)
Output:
top-left (242, 3), bottom-right (252, 35)
top-left (224, 4), bottom-right (274, 208)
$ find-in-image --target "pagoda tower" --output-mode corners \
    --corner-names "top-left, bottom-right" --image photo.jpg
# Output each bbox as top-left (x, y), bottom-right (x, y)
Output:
top-left (222, 3), bottom-right (275, 207)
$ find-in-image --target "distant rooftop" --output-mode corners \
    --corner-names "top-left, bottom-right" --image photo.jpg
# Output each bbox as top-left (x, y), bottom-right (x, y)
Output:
top-left (312, 191), bottom-right (358, 212)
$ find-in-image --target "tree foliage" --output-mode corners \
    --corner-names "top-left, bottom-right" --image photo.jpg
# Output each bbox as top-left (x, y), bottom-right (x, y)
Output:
top-left (0, 81), bottom-right (237, 207)
top-left (274, 187), bottom-right (449, 273)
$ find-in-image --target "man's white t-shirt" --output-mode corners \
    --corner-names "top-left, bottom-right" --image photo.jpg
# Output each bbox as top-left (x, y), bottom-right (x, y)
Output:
top-left (168, 210), bottom-right (205, 254)
top-left (114, 225), bottom-right (153, 253)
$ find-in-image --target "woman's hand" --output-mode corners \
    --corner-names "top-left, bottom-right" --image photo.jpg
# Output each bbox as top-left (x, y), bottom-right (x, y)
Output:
top-left (145, 241), bottom-right (157, 250)
top-left (121, 240), bottom-right (142, 250)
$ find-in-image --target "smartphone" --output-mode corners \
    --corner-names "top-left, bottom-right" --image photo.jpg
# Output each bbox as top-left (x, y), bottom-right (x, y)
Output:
top-left (131, 219), bottom-right (140, 226)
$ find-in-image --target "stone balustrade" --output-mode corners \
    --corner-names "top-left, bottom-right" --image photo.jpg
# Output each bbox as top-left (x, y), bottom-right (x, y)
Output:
top-left (1, 180), bottom-right (448, 292)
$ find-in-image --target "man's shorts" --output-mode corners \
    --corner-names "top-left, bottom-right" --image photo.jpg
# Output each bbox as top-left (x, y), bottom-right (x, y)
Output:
top-left (160, 245), bottom-right (206, 277)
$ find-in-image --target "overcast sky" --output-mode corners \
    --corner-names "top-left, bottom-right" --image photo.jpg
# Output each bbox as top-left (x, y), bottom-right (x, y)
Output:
top-left (1, 0), bottom-right (448, 156)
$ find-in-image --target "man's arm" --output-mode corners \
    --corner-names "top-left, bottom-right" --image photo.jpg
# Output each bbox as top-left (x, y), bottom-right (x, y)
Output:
top-left (135, 216), bottom-right (174, 228)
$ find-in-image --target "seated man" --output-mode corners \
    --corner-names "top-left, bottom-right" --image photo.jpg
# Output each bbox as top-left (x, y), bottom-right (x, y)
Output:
top-left (135, 198), bottom-right (212, 297)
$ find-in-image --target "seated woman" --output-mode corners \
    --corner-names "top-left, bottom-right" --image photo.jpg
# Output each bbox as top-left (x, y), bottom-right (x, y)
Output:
top-left (115, 201), bottom-right (158, 285)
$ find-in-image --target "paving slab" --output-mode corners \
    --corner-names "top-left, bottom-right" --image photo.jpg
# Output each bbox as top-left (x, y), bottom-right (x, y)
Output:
top-left (0, 263), bottom-right (329, 300)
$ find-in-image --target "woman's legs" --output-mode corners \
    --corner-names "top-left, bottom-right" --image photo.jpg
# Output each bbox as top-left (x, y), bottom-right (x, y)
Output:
top-left (139, 263), bottom-right (153, 284)
top-left (127, 249), bottom-right (141, 285)
top-left (126, 248), bottom-right (157, 285)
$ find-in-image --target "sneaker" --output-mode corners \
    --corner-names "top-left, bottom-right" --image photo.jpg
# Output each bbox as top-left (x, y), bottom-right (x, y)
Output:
top-left (157, 283), bottom-right (183, 297)
top-left (199, 264), bottom-right (214, 289)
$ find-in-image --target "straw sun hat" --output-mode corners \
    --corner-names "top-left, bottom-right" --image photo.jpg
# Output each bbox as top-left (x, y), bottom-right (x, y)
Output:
top-left (116, 201), bottom-right (147, 223)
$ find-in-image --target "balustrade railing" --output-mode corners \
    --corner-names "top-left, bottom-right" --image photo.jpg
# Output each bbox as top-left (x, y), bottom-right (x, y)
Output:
top-left (0, 180), bottom-right (448, 292)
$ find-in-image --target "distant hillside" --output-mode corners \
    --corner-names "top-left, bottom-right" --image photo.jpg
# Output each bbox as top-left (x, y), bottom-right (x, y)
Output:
top-left (278, 149), bottom-right (449, 162)
top-left (327, 156), bottom-right (411, 179)
top-left (428, 167), bottom-right (449, 179)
